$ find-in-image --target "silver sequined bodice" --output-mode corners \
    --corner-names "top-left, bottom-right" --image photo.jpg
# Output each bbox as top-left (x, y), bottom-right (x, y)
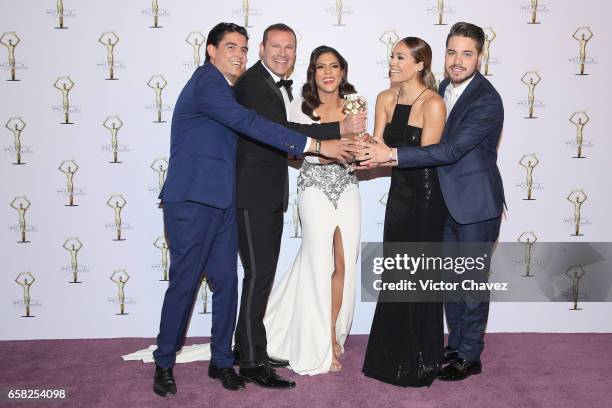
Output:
top-left (297, 160), bottom-right (358, 209)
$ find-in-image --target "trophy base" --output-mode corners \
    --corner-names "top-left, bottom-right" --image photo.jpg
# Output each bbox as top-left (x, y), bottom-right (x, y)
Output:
top-left (105, 78), bottom-right (119, 81)
top-left (109, 161), bottom-right (123, 164)
top-left (12, 162), bottom-right (27, 165)
top-left (159, 279), bottom-right (169, 282)
top-left (60, 122), bottom-right (75, 125)
top-left (113, 238), bottom-right (126, 241)
top-left (572, 156), bottom-right (586, 159)
top-left (149, 26), bottom-right (163, 29)
top-left (527, 22), bottom-right (541, 25)
top-left (153, 120), bottom-right (167, 123)
top-left (569, 308), bottom-right (582, 311)
top-left (199, 311), bottom-right (211, 315)
top-left (521, 274), bottom-right (535, 278)
top-left (17, 240), bottom-right (31, 244)
top-left (65, 204), bottom-right (79, 207)
top-left (433, 24), bottom-right (448, 26)
top-left (524, 116), bottom-right (538, 119)
top-left (484, 74), bottom-right (493, 77)
top-left (290, 236), bottom-right (301, 239)
top-left (575, 73), bottom-right (589, 76)
top-left (522, 198), bottom-right (536, 201)
top-left (21, 315), bottom-right (35, 318)
top-left (6, 79), bottom-right (21, 82)
top-left (54, 27), bottom-right (69, 30)
top-left (116, 313), bottom-right (130, 315)
top-left (69, 281), bottom-right (83, 284)
top-left (571, 233), bottom-right (584, 237)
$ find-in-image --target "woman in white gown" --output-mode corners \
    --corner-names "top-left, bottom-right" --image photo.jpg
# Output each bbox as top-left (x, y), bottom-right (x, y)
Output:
top-left (263, 46), bottom-right (361, 374)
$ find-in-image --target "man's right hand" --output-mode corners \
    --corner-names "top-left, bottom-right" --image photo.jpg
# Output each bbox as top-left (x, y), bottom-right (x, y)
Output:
top-left (339, 112), bottom-right (367, 136)
top-left (317, 139), bottom-right (353, 162)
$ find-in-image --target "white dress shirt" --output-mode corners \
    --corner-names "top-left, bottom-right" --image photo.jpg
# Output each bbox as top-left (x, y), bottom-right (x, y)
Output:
top-left (444, 74), bottom-right (475, 117)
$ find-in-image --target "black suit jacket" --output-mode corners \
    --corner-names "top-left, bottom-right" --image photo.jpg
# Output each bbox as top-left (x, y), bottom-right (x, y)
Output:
top-left (234, 60), bottom-right (340, 212)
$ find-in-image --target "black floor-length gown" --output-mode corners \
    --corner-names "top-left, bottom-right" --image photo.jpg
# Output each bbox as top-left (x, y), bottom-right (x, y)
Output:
top-left (362, 102), bottom-right (446, 387)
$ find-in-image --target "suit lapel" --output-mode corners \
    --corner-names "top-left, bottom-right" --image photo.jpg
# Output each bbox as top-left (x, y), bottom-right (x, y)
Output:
top-left (255, 61), bottom-right (285, 103)
top-left (446, 72), bottom-right (483, 125)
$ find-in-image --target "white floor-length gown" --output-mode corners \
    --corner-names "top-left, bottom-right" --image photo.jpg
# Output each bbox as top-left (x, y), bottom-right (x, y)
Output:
top-left (263, 98), bottom-right (361, 375)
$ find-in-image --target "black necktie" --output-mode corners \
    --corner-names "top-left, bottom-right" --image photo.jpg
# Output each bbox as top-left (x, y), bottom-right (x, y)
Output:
top-left (276, 79), bottom-right (294, 101)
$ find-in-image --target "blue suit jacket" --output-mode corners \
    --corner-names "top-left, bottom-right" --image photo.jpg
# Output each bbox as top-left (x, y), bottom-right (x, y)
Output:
top-left (159, 63), bottom-right (307, 210)
top-left (396, 71), bottom-right (505, 225)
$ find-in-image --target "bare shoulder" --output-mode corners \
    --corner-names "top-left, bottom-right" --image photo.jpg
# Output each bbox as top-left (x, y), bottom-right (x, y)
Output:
top-left (422, 91), bottom-right (446, 116)
top-left (377, 88), bottom-right (397, 104)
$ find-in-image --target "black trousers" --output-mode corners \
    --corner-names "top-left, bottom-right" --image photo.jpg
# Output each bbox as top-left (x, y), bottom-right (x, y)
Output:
top-left (235, 207), bottom-right (284, 368)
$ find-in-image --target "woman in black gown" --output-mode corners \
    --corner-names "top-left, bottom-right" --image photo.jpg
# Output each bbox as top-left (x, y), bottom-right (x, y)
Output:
top-left (362, 37), bottom-right (447, 387)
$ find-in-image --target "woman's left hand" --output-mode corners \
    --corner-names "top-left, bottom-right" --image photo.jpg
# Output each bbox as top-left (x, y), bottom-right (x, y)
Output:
top-left (351, 136), bottom-right (396, 168)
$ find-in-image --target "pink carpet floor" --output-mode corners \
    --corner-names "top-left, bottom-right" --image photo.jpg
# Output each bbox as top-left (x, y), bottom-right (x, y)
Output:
top-left (0, 334), bottom-right (610, 408)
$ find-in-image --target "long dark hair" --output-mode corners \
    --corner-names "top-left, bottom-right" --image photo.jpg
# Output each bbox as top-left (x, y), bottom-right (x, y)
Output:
top-left (301, 45), bottom-right (356, 121)
top-left (398, 37), bottom-right (437, 90)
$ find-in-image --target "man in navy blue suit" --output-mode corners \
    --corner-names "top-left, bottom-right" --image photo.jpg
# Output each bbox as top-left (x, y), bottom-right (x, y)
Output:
top-left (355, 22), bottom-right (505, 382)
top-left (152, 22), bottom-right (358, 396)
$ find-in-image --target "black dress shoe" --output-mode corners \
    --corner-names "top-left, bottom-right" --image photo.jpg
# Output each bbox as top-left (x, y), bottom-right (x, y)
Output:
top-left (442, 346), bottom-right (458, 364)
top-left (436, 358), bottom-right (482, 381)
top-left (266, 356), bottom-right (289, 368)
top-left (208, 363), bottom-right (246, 391)
top-left (153, 365), bottom-right (177, 397)
top-left (239, 364), bottom-right (296, 389)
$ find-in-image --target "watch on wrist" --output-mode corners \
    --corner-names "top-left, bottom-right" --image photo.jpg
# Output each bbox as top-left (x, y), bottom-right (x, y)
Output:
top-left (314, 139), bottom-right (321, 155)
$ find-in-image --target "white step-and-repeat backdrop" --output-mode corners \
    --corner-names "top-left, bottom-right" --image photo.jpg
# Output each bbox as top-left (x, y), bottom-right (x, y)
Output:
top-left (2, 1), bottom-right (611, 340)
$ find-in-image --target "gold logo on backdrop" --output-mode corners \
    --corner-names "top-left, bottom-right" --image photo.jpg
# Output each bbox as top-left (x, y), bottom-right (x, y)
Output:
top-left (63, 237), bottom-right (83, 283)
top-left (242, 0), bottom-right (252, 27)
top-left (148, 75), bottom-right (167, 123)
top-left (103, 116), bottom-right (124, 163)
top-left (517, 231), bottom-right (537, 277)
top-left (15, 272), bottom-right (36, 317)
top-left (99, 31), bottom-right (120, 80)
top-left (379, 30), bottom-right (399, 66)
top-left (10, 196), bottom-right (31, 243)
top-left (573, 27), bottom-right (593, 76)
top-left (1, 32), bottom-right (21, 81)
top-left (56, 0), bottom-right (67, 29)
top-left (521, 71), bottom-right (541, 119)
top-left (519, 154), bottom-right (539, 200)
top-left (434, 0), bottom-right (447, 25)
top-left (186, 31), bottom-right (205, 67)
top-left (482, 28), bottom-right (496, 76)
top-left (151, 0), bottom-right (161, 28)
top-left (59, 160), bottom-right (79, 206)
top-left (569, 111), bottom-right (589, 158)
top-left (288, 192), bottom-right (301, 238)
top-left (565, 265), bottom-right (586, 310)
top-left (5, 117), bottom-right (26, 165)
top-left (53, 76), bottom-right (75, 124)
top-left (151, 158), bottom-right (168, 192)
top-left (527, 0), bottom-right (540, 24)
top-left (110, 270), bottom-right (130, 315)
top-left (199, 277), bottom-right (212, 314)
top-left (334, 0), bottom-right (346, 26)
top-left (154, 236), bottom-right (170, 281)
top-left (107, 194), bottom-right (127, 241)
top-left (567, 190), bottom-right (587, 237)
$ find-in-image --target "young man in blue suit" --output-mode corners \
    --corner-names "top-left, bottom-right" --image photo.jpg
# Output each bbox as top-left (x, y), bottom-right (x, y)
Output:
top-left (355, 22), bottom-right (505, 382)
top-left (152, 22), bottom-right (356, 396)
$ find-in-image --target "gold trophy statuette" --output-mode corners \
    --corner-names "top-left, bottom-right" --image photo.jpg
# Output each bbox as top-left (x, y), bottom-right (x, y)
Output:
top-left (5, 117), bottom-right (26, 165)
top-left (186, 31), bottom-right (206, 67)
top-left (342, 93), bottom-right (368, 168)
top-left (288, 193), bottom-right (301, 238)
top-left (573, 27), bottom-right (593, 76)
top-left (569, 111), bottom-right (589, 158)
top-left (56, 0), bottom-right (66, 29)
top-left (151, 0), bottom-right (161, 28)
top-left (565, 265), bottom-right (586, 310)
top-left (98, 31), bottom-right (120, 80)
top-left (1, 32), bottom-right (21, 81)
top-left (567, 190), bottom-right (587, 236)
top-left (154, 236), bottom-right (170, 281)
top-left (151, 158), bottom-right (169, 191)
top-left (242, 0), bottom-right (251, 27)
top-left (519, 154), bottom-right (539, 200)
top-left (59, 159), bottom-right (79, 206)
top-left (103, 116), bottom-right (124, 163)
top-left (15, 272), bottom-right (36, 317)
top-left (110, 269), bottom-right (130, 315)
top-left (434, 0), bottom-right (446, 25)
top-left (63, 237), bottom-right (83, 283)
top-left (379, 30), bottom-right (399, 66)
top-left (521, 71), bottom-right (541, 119)
top-left (199, 276), bottom-right (211, 314)
top-left (53, 76), bottom-right (75, 124)
top-left (482, 28), bottom-right (496, 77)
top-left (334, 0), bottom-right (345, 26)
top-left (528, 0), bottom-right (540, 24)
top-left (148, 75), bottom-right (167, 123)
top-left (10, 196), bottom-right (31, 243)
top-left (107, 194), bottom-right (127, 241)
top-left (517, 231), bottom-right (537, 277)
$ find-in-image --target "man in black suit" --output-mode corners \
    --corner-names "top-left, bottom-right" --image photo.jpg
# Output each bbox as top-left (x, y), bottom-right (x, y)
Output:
top-left (233, 23), bottom-right (365, 388)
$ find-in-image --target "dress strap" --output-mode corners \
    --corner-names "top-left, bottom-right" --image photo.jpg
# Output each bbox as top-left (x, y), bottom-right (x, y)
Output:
top-left (412, 88), bottom-right (430, 105)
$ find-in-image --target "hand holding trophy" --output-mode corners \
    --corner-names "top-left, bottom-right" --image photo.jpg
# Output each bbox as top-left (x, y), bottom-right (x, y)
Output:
top-left (342, 93), bottom-right (367, 170)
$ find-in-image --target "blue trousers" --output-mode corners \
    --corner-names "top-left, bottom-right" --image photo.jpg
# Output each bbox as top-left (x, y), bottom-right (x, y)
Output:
top-left (153, 200), bottom-right (238, 368)
top-left (443, 214), bottom-right (501, 362)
